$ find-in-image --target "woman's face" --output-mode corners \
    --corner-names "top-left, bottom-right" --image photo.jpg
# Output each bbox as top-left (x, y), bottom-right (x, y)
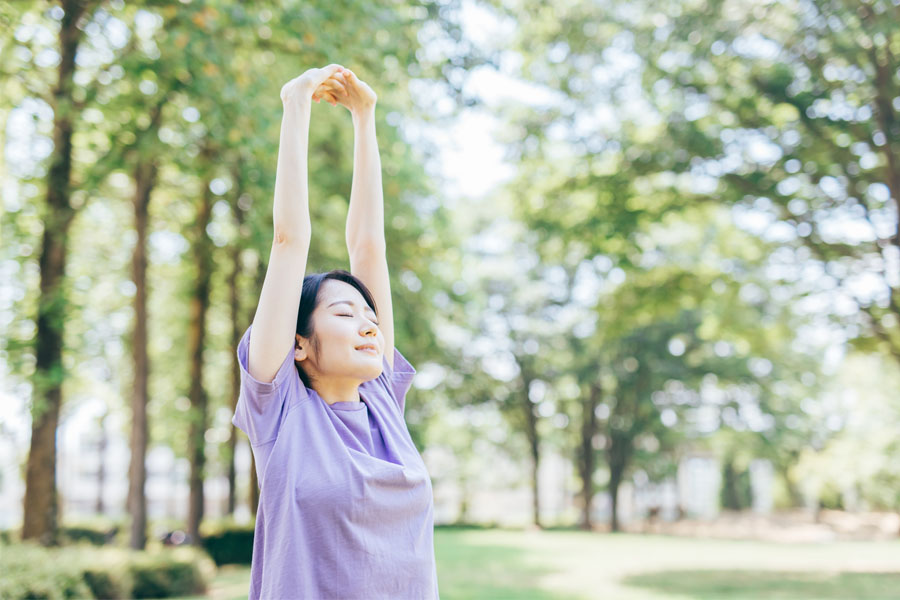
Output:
top-left (295, 279), bottom-right (384, 383)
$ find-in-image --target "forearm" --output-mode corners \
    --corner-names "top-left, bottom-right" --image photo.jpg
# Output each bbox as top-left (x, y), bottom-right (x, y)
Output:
top-left (346, 108), bottom-right (386, 253)
top-left (272, 101), bottom-right (313, 246)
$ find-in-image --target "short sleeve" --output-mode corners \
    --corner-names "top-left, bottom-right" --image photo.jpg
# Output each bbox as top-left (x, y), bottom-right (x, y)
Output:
top-left (378, 347), bottom-right (416, 415)
top-left (231, 323), bottom-right (305, 446)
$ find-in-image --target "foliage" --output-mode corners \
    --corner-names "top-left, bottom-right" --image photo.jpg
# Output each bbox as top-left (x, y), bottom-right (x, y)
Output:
top-left (129, 550), bottom-right (208, 599)
top-left (60, 523), bottom-right (121, 546)
top-left (1, 0), bottom-right (477, 536)
top-left (3, 0), bottom-right (899, 542)
top-left (200, 523), bottom-right (254, 565)
top-left (619, 0), bottom-right (900, 363)
top-left (796, 353), bottom-right (900, 510)
top-left (0, 545), bottom-right (93, 600)
top-left (477, 0), bottom-right (841, 524)
top-left (0, 541), bottom-right (213, 600)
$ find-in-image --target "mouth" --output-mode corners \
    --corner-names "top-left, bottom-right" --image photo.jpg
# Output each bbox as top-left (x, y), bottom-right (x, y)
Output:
top-left (356, 344), bottom-right (378, 354)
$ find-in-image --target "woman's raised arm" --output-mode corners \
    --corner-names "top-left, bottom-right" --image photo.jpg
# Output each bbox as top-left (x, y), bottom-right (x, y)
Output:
top-left (321, 69), bottom-right (397, 369)
top-left (346, 107), bottom-right (395, 369)
top-left (247, 65), bottom-right (343, 384)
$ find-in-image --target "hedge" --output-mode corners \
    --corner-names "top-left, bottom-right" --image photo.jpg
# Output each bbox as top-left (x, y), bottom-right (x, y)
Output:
top-left (201, 525), bottom-right (255, 565)
top-left (0, 542), bottom-right (213, 599)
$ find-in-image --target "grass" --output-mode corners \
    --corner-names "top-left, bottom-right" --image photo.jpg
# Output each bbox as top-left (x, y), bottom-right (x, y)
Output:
top-left (180, 528), bottom-right (900, 599)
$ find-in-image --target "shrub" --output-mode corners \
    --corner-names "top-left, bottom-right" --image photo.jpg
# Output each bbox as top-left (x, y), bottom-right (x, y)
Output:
top-left (0, 543), bottom-right (94, 600)
top-left (0, 542), bottom-right (212, 600)
top-left (81, 566), bottom-right (128, 600)
top-left (60, 524), bottom-right (119, 546)
top-left (130, 551), bottom-right (207, 599)
top-left (201, 526), bottom-right (255, 565)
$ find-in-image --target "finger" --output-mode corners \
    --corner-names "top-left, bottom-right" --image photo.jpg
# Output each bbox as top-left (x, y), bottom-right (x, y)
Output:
top-left (314, 74), bottom-right (344, 96)
top-left (345, 70), bottom-right (364, 90)
top-left (322, 79), bottom-right (346, 94)
top-left (325, 70), bottom-right (347, 85)
top-left (316, 64), bottom-right (343, 85)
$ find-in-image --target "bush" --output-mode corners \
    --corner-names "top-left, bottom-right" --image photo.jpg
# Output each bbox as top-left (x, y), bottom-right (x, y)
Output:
top-left (0, 542), bottom-right (212, 600)
top-left (130, 549), bottom-right (208, 599)
top-left (0, 543), bottom-right (94, 600)
top-left (60, 524), bottom-right (120, 546)
top-left (201, 526), bottom-right (255, 565)
top-left (81, 566), bottom-right (127, 600)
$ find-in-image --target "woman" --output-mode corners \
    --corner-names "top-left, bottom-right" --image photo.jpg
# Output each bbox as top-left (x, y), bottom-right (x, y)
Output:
top-left (232, 64), bottom-right (439, 599)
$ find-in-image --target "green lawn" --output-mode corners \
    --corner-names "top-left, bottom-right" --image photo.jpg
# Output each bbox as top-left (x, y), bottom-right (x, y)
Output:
top-left (188, 528), bottom-right (900, 600)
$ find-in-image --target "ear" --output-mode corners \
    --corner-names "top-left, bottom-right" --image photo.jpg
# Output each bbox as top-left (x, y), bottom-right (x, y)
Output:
top-left (294, 334), bottom-right (310, 362)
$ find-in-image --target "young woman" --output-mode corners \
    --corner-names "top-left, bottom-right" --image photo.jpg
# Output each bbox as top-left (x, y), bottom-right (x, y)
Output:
top-left (232, 64), bottom-right (439, 599)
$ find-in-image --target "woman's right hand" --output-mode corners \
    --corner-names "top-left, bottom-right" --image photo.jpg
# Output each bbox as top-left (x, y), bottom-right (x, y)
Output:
top-left (280, 64), bottom-right (345, 107)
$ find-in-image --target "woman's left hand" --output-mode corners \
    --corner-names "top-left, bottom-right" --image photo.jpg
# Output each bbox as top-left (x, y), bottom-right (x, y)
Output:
top-left (312, 67), bottom-right (377, 114)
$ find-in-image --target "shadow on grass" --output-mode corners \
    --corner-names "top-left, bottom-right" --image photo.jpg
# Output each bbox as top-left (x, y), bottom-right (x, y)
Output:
top-left (622, 569), bottom-right (900, 600)
top-left (435, 529), bottom-right (582, 600)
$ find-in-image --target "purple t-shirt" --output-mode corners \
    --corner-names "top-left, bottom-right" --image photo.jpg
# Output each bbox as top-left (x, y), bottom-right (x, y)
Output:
top-left (232, 324), bottom-right (439, 599)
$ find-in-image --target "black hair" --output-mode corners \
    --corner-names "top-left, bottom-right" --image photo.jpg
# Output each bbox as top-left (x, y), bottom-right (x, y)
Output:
top-left (295, 269), bottom-right (378, 388)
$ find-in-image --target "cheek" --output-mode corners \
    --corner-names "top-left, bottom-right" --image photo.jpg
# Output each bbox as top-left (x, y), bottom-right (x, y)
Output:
top-left (322, 318), bottom-right (358, 345)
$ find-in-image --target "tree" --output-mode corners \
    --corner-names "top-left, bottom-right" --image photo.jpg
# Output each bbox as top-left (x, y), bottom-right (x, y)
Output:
top-left (477, 0), bottom-right (841, 531)
top-left (621, 0), bottom-right (900, 365)
top-left (16, 0), bottom-right (94, 546)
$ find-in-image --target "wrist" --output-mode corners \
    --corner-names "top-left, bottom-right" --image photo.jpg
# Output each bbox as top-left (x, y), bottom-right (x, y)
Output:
top-left (283, 97), bottom-right (312, 114)
top-left (351, 104), bottom-right (376, 122)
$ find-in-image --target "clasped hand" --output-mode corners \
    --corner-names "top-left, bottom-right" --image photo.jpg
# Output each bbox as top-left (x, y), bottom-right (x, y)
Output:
top-left (280, 64), bottom-right (377, 114)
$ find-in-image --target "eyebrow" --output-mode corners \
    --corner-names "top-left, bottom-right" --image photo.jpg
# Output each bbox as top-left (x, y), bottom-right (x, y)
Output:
top-left (328, 300), bottom-right (376, 314)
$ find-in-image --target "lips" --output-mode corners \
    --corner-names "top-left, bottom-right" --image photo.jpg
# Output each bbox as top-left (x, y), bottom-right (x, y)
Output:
top-left (356, 344), bottom-right (378, 353)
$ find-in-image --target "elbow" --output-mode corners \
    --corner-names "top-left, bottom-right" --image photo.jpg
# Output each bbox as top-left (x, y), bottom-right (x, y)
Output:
top-left (274, 222), bottom-right (311, 248)
top-left (348, 236), bottom-right (386, 257)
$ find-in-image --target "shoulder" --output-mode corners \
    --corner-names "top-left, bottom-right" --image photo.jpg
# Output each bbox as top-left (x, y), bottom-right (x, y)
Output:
top-left (237, 323), bottom-right (302, 394)
top-left (233, 324), bottom-right (306, 447)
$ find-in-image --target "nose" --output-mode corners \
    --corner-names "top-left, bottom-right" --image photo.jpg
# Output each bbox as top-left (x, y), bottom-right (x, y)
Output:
top-left (361, 321), bottom-right (377, 336)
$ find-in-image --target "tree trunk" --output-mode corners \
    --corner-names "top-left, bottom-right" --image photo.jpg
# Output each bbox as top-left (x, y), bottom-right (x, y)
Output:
top-left (578, 382), bottom-right (600, 531)
top-left (95, 411), bottom-right (107, 514)
top-left (225, 183), bottom-right (246, 516)
top-left (225, 248), bottom-right (240, 516)
top-left (187, 156), bottom-right (215, 545)
top-left (776, 457), bottom-right (803, 508)
top-left (607, 430), bottom-right (629, 533)
top-left (248, 259), bottom-right (265, 516)
top-left (250, 457), bottom-right (259, 515)
top-left (456, 472), bottom-right (470, 524)
top-left (22, 0), bottom-right (87, 546)
top-left (721, 456), bottom-right (740, 511)
top-left (127, 158), bottom-right (157, 549)
top-left (522, 377), bottom-right (541, 529)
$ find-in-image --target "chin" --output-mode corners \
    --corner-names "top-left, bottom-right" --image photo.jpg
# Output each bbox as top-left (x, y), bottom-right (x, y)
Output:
top-left (351, 349), bottom-right (383, 379)
top-left (362, 362), bottom-right (384, 381)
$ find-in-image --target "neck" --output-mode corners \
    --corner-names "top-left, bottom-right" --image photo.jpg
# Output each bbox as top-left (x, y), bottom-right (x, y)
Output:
top-left (311, 376), bottom-right (362, 405)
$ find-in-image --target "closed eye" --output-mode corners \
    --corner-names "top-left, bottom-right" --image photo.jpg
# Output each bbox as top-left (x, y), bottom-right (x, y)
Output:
top-left (338, 312), bottom-right (378, 325)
